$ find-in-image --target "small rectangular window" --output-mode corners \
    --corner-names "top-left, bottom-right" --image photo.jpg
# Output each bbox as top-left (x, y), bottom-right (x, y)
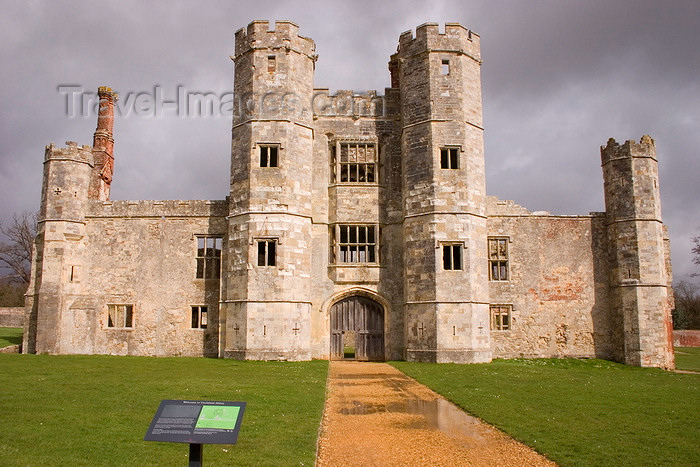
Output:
top-left (443, 244), bottom-right (462, 270)
top-left (191, 306), bottom-right (208, 329)
top-left (267, 55), bottom-right (276, 73)
top-left (440, 147), bottom-right (459, 169)
top-left (107, 304), bottom-right (133, 328)
top-left (488, 237), bottom-right (509, 281)
top-left (441, 59), bottom-right (450, 75)
top-left (259, 145), bottom-right (279, 167)
top-left (491, 305), bottom-right (512, 330)
top-left (196, 236), bottom-right (222, 279)
top-left (257, 240), bottom-right (277, 266)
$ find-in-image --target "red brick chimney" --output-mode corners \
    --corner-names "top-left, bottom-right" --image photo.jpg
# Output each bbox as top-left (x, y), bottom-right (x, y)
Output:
top-left (90, 86), bottom-right (116, 200)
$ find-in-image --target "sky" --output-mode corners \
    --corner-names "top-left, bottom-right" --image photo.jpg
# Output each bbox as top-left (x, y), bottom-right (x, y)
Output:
top-left (0, 0), bottom-right (698, 281)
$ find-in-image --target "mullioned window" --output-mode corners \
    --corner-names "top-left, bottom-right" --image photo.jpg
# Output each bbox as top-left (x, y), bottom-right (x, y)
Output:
top-left (331, 142), bottom-right (378, 183)
top-left (196, 236), bottom-right (222, 279)
top-left (488, 237), bottom-right (509, 281)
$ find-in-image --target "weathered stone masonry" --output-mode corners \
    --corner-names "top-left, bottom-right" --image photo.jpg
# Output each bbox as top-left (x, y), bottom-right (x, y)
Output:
top-left (24, 21), bottom-right (674, 368)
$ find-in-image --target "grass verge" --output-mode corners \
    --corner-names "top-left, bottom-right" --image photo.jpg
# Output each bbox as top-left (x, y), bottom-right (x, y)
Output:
top-left (392, 359), bottom-right (699, 467)
top-left (675, 346), bottom-right (700, 372)
top-left (0, 327), bottom-right (23, 348)
top-left (0, 354), bottom-right (327, 466)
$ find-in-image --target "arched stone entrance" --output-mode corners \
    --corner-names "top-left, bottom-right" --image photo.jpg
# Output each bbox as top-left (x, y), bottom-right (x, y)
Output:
top-left (330, 296), bottom-right (384, 361)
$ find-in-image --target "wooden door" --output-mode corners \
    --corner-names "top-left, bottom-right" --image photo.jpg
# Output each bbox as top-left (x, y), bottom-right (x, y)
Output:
top-left (330, 296), bottom-right (384, 361)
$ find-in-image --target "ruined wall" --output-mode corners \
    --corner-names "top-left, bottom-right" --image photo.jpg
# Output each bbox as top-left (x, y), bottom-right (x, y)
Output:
top-left (0, 308), bottom-right (24, 327)
top-left (54, 200), bottom-right (227, 357)
top-left (673, 330), bottom-right (700, 347)
top-left (487, 198), bottom-right (613, 359)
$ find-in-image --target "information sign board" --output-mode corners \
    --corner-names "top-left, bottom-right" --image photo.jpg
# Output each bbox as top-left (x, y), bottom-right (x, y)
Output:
top-left (144, 400), bottom-right (246, 445)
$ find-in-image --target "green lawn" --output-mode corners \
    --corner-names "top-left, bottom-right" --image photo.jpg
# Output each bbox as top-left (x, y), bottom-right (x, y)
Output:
top-left (675, 346), bottom-right (700, 372)
top-left (0, 355), bottom-right (328, 466)
top-left (0, 327), bottom-right (23, 348)
top-left (392, 359), bottom-right (699, 467)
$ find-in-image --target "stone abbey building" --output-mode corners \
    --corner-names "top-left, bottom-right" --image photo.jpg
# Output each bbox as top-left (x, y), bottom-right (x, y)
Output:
top-left (24, 21), bottom-right (675, 368)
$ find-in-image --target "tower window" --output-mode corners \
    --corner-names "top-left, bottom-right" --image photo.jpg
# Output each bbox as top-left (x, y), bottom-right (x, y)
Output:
top-left (332, 142), bottom-right (378, 183)
top-left (488, 237), bottom-right (509, 281)
top-left (443, 244), bottom-right (463, 270)
top-left (440, 147), bottom-right (459, 169)
top-left (107, 304), bottom-right (133, 328)
top-left (257, 239), bottom-right (277, 267)
top-left (441, 59), bottom-right (450, 75)
top-left (259, 145), bottom-right (279, 167)
top-left (196, 236), bottom-right (222, 279)
top-left (491, 305), bottom-right (512, 331)
top-left (267, 55), bottom-right (276, 73)
top-left (332, 225), bottom-right (377, 263)
top-left (191, 306), bottom-right (208, 329)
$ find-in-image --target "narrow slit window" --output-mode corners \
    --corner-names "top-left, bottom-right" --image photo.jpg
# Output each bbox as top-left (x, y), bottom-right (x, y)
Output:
top-left (441, 59), bottom-right (450, 75)
top-left (267, 55), bottom-right (276, 73)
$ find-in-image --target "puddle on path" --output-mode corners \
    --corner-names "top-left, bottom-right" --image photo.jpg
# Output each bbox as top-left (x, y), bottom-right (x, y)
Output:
top-left (321, 363), bottom-right (556, 466)
top-left (339, 397), bottom-right (486, 448)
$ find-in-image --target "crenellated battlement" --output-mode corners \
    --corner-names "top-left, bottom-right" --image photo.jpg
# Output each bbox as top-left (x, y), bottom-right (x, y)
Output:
top-left (234, 20), bottom-right (315, 60)
top-left (394, 22), bottom-right (480, 62)
top-left (312, 89), bottom-right (398, 118)
top-left (601, 135), bottom-right (657, 165)
top-left (44, 141), bottom-right (94, 165)
top-left (87, 199), bottom-right (228, 218)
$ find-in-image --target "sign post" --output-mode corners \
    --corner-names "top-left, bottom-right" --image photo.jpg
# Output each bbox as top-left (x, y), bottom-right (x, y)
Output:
top-left (189, 443), bottom-right (203, 467)
top-left (144, 400), bottom-right (246, 466)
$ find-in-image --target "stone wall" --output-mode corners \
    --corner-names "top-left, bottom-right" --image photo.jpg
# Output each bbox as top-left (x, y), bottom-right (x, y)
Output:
top-left (674, 330), bottom-right (700, 347)
top-left (0, 307), bottom-right (24, 327)
top-left (53, 200), bottom-right (227, 357)
top-left (487, 197), bottom-right (613, 359)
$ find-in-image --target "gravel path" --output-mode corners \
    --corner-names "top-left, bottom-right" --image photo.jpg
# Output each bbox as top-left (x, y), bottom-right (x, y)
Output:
top-left (316, 361), bottom-right (556, 466)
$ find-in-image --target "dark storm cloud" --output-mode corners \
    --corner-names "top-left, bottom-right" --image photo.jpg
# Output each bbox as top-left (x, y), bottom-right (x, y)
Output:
top-left (0, 0), bottom-right (697, 279)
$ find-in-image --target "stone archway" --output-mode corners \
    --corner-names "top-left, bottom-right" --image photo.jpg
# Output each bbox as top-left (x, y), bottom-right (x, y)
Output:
top-left (330, 296), bottom-right (384, 361)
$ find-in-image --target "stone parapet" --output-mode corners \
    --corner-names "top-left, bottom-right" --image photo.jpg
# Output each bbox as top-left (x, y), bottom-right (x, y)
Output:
top-left (86, 199), bottom-right (228, 218)
top-left (395, 23), bottom-right (480, 63)
top-left (234, 20), bottom-right (315, 60)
